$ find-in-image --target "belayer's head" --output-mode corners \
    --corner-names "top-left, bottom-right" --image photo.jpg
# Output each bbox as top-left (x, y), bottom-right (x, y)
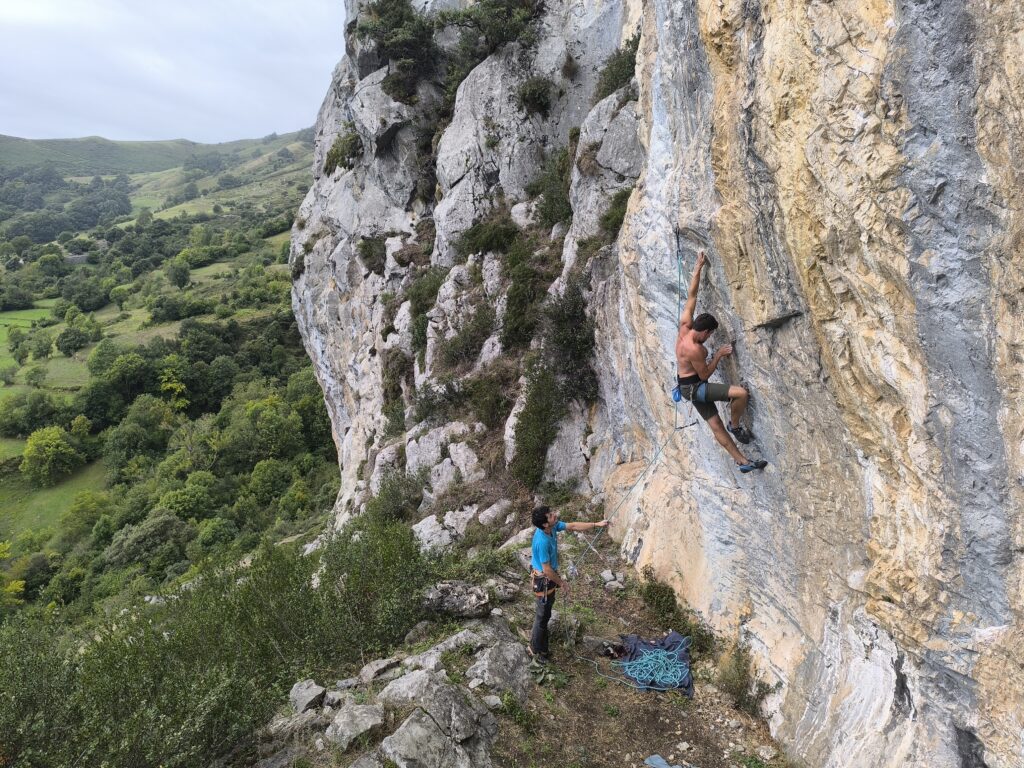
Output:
top-left (692, 312), bottom-right (719, 342)
top-left (532, 505), bottom-right (556, 531)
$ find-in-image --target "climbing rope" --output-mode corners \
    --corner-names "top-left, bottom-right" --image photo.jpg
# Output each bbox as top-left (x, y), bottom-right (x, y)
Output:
top-left (566, 252), bottom-right (695, 579)
top-left (572, 650), bottom-right (691, 693)
top-left (614, 648), bottom-right (691, 691)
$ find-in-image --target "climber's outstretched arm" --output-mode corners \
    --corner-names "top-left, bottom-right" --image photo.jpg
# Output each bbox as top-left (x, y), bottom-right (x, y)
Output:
top-left (680, 250), bottom-right (706, 330)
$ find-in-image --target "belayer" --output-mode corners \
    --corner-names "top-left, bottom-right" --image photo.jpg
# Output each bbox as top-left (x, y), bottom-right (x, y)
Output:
top-left (675, 251), bottom-right (767, 473)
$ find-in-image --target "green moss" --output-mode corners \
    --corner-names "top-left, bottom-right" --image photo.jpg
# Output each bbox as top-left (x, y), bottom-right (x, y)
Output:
top-left (323, 125), bottom-right (363, 175)
top-left (594, 33), bottom-right (639, 103)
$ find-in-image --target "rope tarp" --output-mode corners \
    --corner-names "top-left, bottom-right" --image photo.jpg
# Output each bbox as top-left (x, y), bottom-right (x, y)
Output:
top-left (613, 630), bottom-right (694, 695)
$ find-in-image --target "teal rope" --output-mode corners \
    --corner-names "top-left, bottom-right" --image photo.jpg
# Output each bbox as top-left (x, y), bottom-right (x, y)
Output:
top-left (613, 648), bottom-right (690, 691)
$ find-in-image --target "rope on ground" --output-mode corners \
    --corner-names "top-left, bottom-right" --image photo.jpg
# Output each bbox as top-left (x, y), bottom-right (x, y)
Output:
top-left (572, 651), bottom-right (691, 693)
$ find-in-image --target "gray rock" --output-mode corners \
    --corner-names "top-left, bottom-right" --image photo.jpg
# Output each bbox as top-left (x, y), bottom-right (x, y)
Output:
top-left (324, 704), bottom-right (385, 751)
top-left (335, 677), bottom-right (360, 690)
top-left (369, 442), bottom-right (404, 495)
top-left (615, 571), bottom-right (625, 583)
top-left (542, 400), bottom-right (591, 490)
top-left (289, 679), bottom-right (326, 713)
top-left (465, 641), bottom-right (532, 703)
top-left (378, 669), bottom-right (495, 744)
top-left (482, 694), bottom-right (503, 710)
top-left (443, 504), bottom-right (480, 537)
top-left (264, 709), bottom-right (325, 740)
top-left (478, 499), bottom-right (513, 526)
top-left (403, 628), bottom-right (486, 671)
top-left (483, 577), bottom-right (518, 602)
top-left (412, 514), bottom-right (455, 553)
top-left (604, 580), bottom-right (624, 592)
top-left (448, 441), bottom-right (484, 483)
top-left (359, 657), bottom-right (401, 685)
top-left (406, 422), bottom-right (471, 475)
top-left (349, 752), bottom-right (385, 768)
top-left (404, 620), bottom-right (434, 644)
top-left (601, 569), bottom-right (615, 583)
top-left (255, 745), bottom-right (304, 768)
top-left (381, 708), bottom-right (489, 768)
top-left (422, 580), bottom-right (490, 618)
top-left (324, 690), bottom-right (352, 708)
top-left (429, 458), bottom-right (459, 495)
top-left (510, 201), bottom-right (537, 229)
top-left (498, 527), bottom-right (534, 550)
top-left (757, 746), bottom-right (778, 762)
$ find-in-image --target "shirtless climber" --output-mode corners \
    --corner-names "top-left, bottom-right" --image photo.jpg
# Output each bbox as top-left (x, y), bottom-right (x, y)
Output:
top-left (675, 251), bottom-right (767, 473)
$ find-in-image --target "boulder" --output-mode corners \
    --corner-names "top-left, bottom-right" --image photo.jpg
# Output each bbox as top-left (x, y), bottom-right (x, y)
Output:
top-left (465, 641), bottom-right (532, 703)
top-left (378, 669), bottom-right (495, 744)
top-left (448, 442), bottom-right (484, 483)
top-left (478, 499), bottom-right (512, 527)
top-left (430, 458), bottom-right (459, 495)
top-left (406, 421), bottom-right (471, 475)
top-left (324, 703), bottom-right (385, 751)
top-left (422, 580), bottom-right (490, 618)
top-left (412, 514), bottom-right (456, 553)
top-left (289, 679), bottom-right (326, 713)
top-left (498, 527), bottom-right (533, 550)
top-left (403, 628), bottom-right (487, 671)
top-left (359, 657), bottom-right (401, 685)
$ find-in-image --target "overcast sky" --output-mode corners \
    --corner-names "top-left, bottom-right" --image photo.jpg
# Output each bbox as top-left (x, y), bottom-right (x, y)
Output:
top-left (0, 0), bottom-right (346, 143)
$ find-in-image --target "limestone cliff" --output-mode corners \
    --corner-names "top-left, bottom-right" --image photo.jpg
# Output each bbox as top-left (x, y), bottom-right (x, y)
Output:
top-left (292, 1), bottom-right (1024, 766)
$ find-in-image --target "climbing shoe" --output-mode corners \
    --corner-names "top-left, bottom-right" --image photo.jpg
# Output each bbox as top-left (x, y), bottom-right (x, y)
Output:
top-left (728, 423), bottom-right (754, 444)
top-left (738, 460), bottom-right (767, 473)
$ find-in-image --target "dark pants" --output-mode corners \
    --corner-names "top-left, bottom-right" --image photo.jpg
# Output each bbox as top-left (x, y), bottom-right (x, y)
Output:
top-left (531, 590), bottom-right (556, 657)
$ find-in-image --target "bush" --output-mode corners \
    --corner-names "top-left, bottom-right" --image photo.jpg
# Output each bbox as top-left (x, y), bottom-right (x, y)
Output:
top-left (640, 565), bottom-right (715, 655)
top-left (358, 0), bottom-right (438, 102)
top-left (357, 237), bottom-right (387, 275)
top-left (407, 267), bottom-right (448, 358)
top-left (456, 214), bottom-right (519, 257)
top-left (465, 364), bottom-right (517, 429)
top-left (323, 125), bottom-right (363, 175)
top-left (363, 469), bottom-right (426, 523)
top-left (599, 186), bottom-right (632, 236)
top-left (20, 426), bottom-right (85, 486)
top-left (717, 640), bottom-right (772, 715)
top-left (594, 33), bottom-right (639, 102)
top-left (527, 148), bottom-right (573, 228)
top-left (517, 76), bottom-right (554, 117)
top-left (541, 276), bottom-right (597, 403)
top-left (411, 378), bottom-right (466, 425)
top-left (510, 362), bottom-right (564, 488)
top-left (500, 236), bottom-right (558, 350)
top-left (438, 304), bottom-right (495, 369)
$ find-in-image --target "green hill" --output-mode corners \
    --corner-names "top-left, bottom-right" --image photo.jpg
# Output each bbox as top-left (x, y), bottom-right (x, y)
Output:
top-left (0, 130), bottom-right (313, 176)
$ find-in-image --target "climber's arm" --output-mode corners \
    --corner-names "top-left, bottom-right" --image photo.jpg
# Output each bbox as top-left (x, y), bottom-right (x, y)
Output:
top-left (685, 342), bottom-right (731, 381)
top-left (680, 250), bottom-right (706, 329)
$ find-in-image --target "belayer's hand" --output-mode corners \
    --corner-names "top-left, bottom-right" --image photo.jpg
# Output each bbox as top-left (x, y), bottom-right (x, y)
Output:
top-left (595, 520), bottom-right (609, 528)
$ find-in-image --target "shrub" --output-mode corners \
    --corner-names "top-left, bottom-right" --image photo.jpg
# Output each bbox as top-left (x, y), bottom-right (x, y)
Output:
top-left (0, 365), bottom-right (16, 385)
top-left (411, 378), bottom-right (466, 425)
top-left (717, 639), bottom-right (772, 715)
top-left (541, 276), bottom-right (597, 403)
top-left (323, 125), bottom-right (363, 175)
top-left (438, 304), bottom-right (495, 369)
top-left (527, 148), bottom-right (573, 228)
top-left (20, 426), bottom-right (84, 486)
top-left (466, 365), bottom-right (517, 429)
top-left (517, 76), bottom-right (554, 117)
top-left (407, 267), bottom-right (448, 358)
top-left (500, 236), bottom-right (558, 350)
top-left (364, 470), bottom-right (426, 523)
top-left (456, 214), bottom-right (519, 257)
top-left (640, 565), bottom-right (715, 655)
top-left (358, 0), bottom-right (438, 103)
top-left (358, 237), bottom-right (387, 275)
top-left (510, 362), bottom-right (564, 488)
top-left (594, 33), bottom-right (639, 103)
top-left (291, 250), bottom-right (305, 280)
top-left (599, 186), bottom-right (632, 236)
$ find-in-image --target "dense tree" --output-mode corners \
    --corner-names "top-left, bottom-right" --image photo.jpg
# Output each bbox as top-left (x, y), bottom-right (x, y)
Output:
top-left (25, 365), bottom-right (47, 388)
top-left (165, 257), bottom-right (190, 290)
top-left (20, 425), bottom-right (85, 486)
top-left (56, 326), bottom-right (90, 357)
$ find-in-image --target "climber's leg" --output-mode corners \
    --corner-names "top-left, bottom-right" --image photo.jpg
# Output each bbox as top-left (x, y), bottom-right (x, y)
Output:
top-left (725, 385), bottom-right (754, 444)
top-left (707, 414), bottom-right (749, 465)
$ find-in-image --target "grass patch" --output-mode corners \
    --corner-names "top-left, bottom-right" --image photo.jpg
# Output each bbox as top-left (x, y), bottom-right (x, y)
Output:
top-left (599, 187), bottom-right (632, 236)
top-left (358, 237), bottom-right (387, 275)
top-left (407, 267), bottom-right (448, 360)
top-left (510, 362), bottom-right (564, 489)
top-left (517, 77), bottom-right (554, 117)
top-left (456, 214), bottom-right (519, 258)
top-left (323, 125), bottom-right (363, 175)
top-left (0, 460), bottom-right (106, 541)
top-left (717, 639), bottom-right (773, 716)
top-left (526, 148), bottom-right (573, 228)
top-left (639, 565), bottom-right (715, 656)
top-left (437, 304), bottom-right (495, 370)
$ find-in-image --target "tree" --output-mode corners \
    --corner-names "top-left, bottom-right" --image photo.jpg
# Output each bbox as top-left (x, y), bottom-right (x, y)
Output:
top-left (136, 208), bottom-right (153, 228)
top-left (20, 426), bottom-right (85, 486)
top-left (27, 331), bottom-right (52, 361)
top-left (24, 365), bottom-right (47, 388)
top-left (0, 366), bottom-right (16, 385)
top-left (0, 541), bottom-right (25, 615)
top-left (165, 257), bottom-right (190, 290)
top-left (109, 284), bottom-right (132, 311)
top-left (56, 327), bottom-right (90, 357)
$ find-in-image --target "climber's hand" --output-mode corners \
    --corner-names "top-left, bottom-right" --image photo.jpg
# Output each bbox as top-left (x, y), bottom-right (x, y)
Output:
top-left (717, 344), bottom-right (734, 358)
top-left (696, 250), bottom-right (706, 270)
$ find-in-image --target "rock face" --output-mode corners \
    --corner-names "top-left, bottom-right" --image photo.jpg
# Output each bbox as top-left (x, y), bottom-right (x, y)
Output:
top-left (292, 1), bottom-right (1024, 767)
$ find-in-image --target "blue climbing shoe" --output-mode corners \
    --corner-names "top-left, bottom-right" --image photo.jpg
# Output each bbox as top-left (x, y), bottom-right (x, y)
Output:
top-left (728, 423), bottom-right (754, 444)
top-left (671, 386), bottom-right (682, 403)
top-left (738, 459), bottom-right (767, 473)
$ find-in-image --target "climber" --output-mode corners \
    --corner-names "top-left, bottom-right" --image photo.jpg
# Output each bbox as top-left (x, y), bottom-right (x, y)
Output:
top-left (528, 505), bottom-right (608, 664)
top-left (675, 251), bottom-right (767, 473)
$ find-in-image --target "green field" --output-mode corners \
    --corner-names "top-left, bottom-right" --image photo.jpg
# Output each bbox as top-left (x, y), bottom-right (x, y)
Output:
top-left (0, 437), bottom-right (24, 461)
top-left (0, 461), bottom-right (107, 541)
top-left (0, 131), bottom-right (311, 176)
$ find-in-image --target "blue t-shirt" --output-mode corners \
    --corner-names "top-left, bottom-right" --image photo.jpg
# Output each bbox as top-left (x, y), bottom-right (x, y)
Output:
top-left (531, 521), bottom-right (567, 572)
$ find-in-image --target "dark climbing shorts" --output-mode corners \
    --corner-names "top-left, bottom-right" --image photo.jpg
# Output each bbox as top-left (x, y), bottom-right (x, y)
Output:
top-left (677, 377), bottom-right (732, 421)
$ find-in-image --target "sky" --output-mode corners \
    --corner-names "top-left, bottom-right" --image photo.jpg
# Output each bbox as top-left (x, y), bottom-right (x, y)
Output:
top-left (0, 0), bottom-right (346, 143)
